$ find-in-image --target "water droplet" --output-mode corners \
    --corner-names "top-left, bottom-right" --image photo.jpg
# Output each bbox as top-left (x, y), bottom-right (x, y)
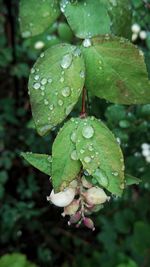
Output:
top-left (41, 92), bottom-right (45, 96)
top-left (73, 48), bottom-right (81, 57)
top-left (60, 77), bottom-right (64, 83)
top-left (60, 54), bottom-right (72, 69)
top-left (88, 145), bottom-right (94, 151)
top-left (82, 125), bottom-right (94, 139)
top-left (112, 172), bottom-right (119, 177)
top-left (80, 149), bottom-right (85, 154)
top-left (49, 104), bottom-right (54, 110)
top-left (34, 75), bottom-right (40, 81)
top-left (40, 52), bottom-right (45, 58)
top-left (71, 150), bottom-right (78, 161)
top-left (33, 83), bottom-right (40, 90)
top-left (44, 99), bottom-right (49, 105)
top-left (65, 103), bottom-right (74, 115)
top-left (80, 71), bottom-right (85, 78)
top-left (41, 78), bottom-right (47, 85)
top-left (71, 132), bottom-right (77, 143)
top-left (84, 156), bottom-right (91, 163)
top-left (48, 78), bottom-right (52, 83)
top-left (83, 38), bottom-right (92, 48)
top-left (48, 156), bottom-right (52, 162)
top-left (31, 68), bottom-right (35, 74)
top-left (41, 86), bottom-right (45, 91)
top-left (120, 183), bottom-right (125, 189)
top-left (58, 99), bottom-right (63, 106)
top-left (62, 87), bottom-right (71, 97)
top-left (93, 169), bottom-right (109, 187)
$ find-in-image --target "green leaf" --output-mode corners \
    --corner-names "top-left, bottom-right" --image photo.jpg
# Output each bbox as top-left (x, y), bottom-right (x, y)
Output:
top-left (82, 36), bottom-right (150, 105)
top-left (21, 152), bottom-right (52, 176)
top-left (0, 253), bottom-right (37, 267)
top-left (133, 222), bottom-right (150, 254)
top-left (60, 0), bottom-right (131, 39)
top-left (76, 117), bottom-right (124, 196)
top-left (108, 0), bottom-right (132, 39)
top-left (28, 44), bottom-right (85, 136)
top-left (19, 0), bottom-right (60, 37)
top-left (58, 23), bottom-right (73, 43)
top-left (52, 118), bottom-right (81, 192)
top-left (125, 174), bottom-right (141, 186)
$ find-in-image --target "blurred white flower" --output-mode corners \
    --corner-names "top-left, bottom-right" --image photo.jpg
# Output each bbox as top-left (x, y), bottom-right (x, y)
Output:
top-left (131, 23), bottom-right (141, 34)
top-left (34, 40), bottom-right (45, 50)
top-left (139, 30), bottom-right (147, 40)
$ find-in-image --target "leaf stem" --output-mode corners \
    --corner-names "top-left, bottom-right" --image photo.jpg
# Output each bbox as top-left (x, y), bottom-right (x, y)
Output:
top-left (80, 87), bottom-right (87, 118)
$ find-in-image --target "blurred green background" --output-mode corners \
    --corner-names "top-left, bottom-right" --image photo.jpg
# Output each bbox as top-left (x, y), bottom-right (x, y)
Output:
top-left (0, 0), bottom-right (150, 266)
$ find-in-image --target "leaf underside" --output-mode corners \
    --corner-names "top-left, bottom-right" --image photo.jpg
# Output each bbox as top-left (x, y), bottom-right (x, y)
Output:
top-left (21, 152), bottom-right (52, 176)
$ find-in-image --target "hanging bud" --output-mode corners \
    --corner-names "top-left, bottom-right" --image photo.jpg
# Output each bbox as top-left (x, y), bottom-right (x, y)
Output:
top-left (68, 211), bottom-right (81, 225)
top-left (83, 217), bottom-right (95, 231)
top-left (84, 187), bottom-right (110, 205)
top-left (47, 188), bottom-right (75, 207)
top-left (62, 199), bottom-right (80, 217)
top-left (82, 176), bottom-right (93, 188)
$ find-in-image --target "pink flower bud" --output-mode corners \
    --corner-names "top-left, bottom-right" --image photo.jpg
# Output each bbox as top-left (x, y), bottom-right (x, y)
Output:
top-left (84, 187), bottom-right (110, 205)
top-left (68, 212), bottom-right (81, 225)
top-left (63, 200), bottom-right (80, 216)
top-left (83, 217), bottom-right (95, 231)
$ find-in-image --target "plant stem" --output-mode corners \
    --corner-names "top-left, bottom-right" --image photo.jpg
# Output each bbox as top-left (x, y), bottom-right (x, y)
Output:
top-left (80, 87), bottom-right (87, 118)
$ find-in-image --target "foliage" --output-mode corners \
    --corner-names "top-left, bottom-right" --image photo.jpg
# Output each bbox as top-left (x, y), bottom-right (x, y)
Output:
top-left (0, 0), bottom-right (150, 266)
top-left (0, 253), bottom-right (36, 267)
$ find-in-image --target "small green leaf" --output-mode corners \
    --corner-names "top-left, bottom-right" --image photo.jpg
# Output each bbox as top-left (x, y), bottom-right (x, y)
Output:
top-left (19, 0), bottom-right (60, 37)
top-left (21, 152), bottom-right (52, 176)
top-left (28, 44), bottom-right (85, 136)
top-left (76, 117), bottom-right (124, 196)
top-left (52, 118), bottom-right (81, 192)
top-left (125, 174), bottom-right (141, 186)
top-left (82, 36), bottom-right (150, 105)
top-left (60, 0), bottom-right (131, 39)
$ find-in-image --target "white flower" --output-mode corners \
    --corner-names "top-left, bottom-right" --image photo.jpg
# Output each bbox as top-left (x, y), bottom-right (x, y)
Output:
top-left (139, 31), bottom-right (147, 40)
top-left (131, 23), bottom-right (141, 34)
top-left (34, 41), bottom-right (45, 50)
top-left (141, 143), bottom-right (149, 150)
top-left (132, 33), bottom-right (138, 42)
top-left (84, 187), bottom-right (110, 205)
top-left (47, 188), bottom-right (75, 207)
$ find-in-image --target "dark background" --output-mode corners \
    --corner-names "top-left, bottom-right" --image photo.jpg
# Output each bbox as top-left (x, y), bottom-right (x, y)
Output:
top-left (0, 0), bottom-right (150, 266)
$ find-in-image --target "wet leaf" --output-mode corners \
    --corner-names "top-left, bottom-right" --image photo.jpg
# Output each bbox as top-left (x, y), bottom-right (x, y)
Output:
top-left (60, 0), bottom-right (131, 39)
top-left (21, 152), bottom-right (52, 176)
top-left (52, 118), bottom-right (81, 192)
top-left (28, 43), bottom-right (85, 136)
top-left (82, 36), bottom-right (150, 105)
top-left (19, 0), bottom-right (60, 37)
top-left (76, 117), bottom-right (124, 196)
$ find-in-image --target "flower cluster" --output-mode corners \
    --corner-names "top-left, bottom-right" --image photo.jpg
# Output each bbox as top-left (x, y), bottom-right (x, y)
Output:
top-left (47, 176), bottom-right (110, 230)
top-left (131, 23), bottom-right (147, 42)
